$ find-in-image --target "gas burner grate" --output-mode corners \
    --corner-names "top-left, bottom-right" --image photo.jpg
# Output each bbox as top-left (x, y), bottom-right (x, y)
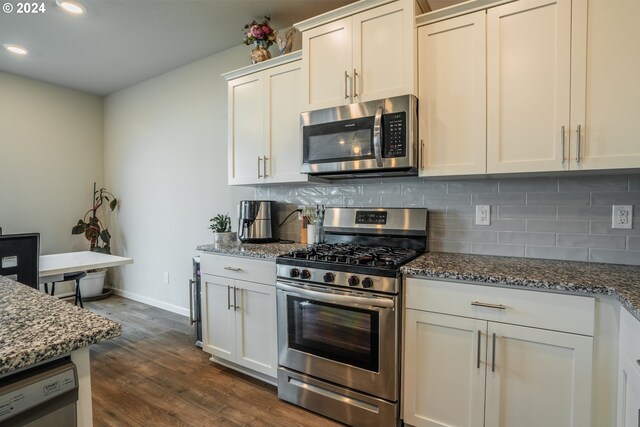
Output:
top-left (285, 244), bottom-right (419, 268)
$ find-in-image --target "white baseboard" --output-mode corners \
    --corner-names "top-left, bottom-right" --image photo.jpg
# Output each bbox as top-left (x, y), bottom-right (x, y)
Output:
top-left (110, 288), bottom-right (189, 317)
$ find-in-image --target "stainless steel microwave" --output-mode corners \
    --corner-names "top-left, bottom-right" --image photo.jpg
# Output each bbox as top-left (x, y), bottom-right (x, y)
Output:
top-left (300, 95), bottom-right (418, 178)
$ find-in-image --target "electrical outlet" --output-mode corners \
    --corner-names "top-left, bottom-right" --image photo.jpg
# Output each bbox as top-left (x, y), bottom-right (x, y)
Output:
top-left (475, 205), bottom-right (490, 226)
top-left (612, 205), bottom-right (633, 229)
top-left (163, 272), bottom-right (170, 283)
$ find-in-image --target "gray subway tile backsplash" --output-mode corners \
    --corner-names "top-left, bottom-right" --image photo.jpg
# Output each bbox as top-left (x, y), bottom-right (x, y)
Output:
top-left (262, 174), bottom-right (639, 265)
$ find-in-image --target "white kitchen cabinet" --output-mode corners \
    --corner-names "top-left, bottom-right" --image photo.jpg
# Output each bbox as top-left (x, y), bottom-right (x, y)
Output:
top-left (569, 0), bottom-right (640, 170)
top-left (403, 278), bottom-right (594, 427)
top-left (486, 0), bottom-right (571, 173)
top-left (417, 11), bottom-right (486, 177)
top-left (617, 308), bottom-right (640, 427)
top-left (299, 0), bottom-right (416, 111)
top-left (224, 53), bottom-right (307, 185)
top-left (201, 254), bottom-right (277, 381)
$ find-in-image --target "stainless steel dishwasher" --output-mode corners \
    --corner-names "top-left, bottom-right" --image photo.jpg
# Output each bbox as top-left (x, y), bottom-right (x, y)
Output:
top-left (0, 357), bottom-right (78, 427)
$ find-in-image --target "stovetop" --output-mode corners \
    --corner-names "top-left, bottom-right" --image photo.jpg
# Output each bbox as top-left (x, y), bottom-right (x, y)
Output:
top-left (281, 243), bottom-right (419, 269)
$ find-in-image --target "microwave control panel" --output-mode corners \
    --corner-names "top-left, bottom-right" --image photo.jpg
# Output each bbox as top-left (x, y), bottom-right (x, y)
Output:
top-left (383, 112), bottom-right (406, 158)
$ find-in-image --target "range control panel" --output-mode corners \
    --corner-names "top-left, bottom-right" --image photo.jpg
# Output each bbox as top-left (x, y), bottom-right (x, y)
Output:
top-left (355, 211), bottom-right (388, 225)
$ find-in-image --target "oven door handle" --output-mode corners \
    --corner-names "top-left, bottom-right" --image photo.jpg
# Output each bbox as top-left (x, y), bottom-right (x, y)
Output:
top-left (373, 106), bottom-right (384, 167)
top-left (277, 282), bottom-right (394, 309)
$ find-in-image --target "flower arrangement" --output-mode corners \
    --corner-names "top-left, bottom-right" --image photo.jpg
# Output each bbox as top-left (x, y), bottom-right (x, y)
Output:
top-left (243, 15), bottom-right (278, 49)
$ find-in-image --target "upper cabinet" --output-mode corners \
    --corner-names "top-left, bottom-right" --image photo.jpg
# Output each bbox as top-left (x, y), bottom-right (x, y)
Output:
top-left (417, 0), bottom-right (640, 177)
top-left (569, 0), bottom-right (640, 170)
top-left (486, 0), bottom-right (571, 173)
top-left (298, 0), bottom-right (418, 111)
top-left (417, 11), bottom-right (486, 177)
top-left (224, 53), bottom-right (308, 186)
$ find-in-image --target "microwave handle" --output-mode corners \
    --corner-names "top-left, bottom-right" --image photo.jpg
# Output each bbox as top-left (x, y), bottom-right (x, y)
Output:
top-left (373, 106), bottom-right (384, 167)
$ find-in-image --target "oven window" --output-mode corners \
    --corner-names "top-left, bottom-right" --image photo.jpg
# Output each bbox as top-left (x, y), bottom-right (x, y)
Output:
top-left (303, 116), bottom-right (374, 164)
top-left (286, 296), bottom-right (379, 372)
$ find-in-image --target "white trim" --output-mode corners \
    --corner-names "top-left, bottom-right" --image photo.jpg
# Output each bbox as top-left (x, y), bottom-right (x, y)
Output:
top-left (208, 356), bottom-right (277, 386)
top-left (111, 288), bottom-right (189, 317)
top-left (294, 0), bottom-right (395, 32)
top-left (415, 0), bottom-right (515, 26)
top-left (221, 51), bottom-right (302, 81)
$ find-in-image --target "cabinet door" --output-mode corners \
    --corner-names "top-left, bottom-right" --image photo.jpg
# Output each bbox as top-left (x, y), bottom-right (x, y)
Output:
top-left (352, 0), bottom-right (414, 102)
top-left (570, 0), bottom-right (640, 170)
top-left (228, 74), bottom-right (264, 185)
top-left (485, 322), bottom-right (593, 427)
top-left (404, 310), bottom-right (486, 427)
top-left (418, 11), bottom-right (486, 177)
top-left (486, 0), bottom-right (571, 173)
top-left (617, 354), bottom-right (640, 427)
top-left (302, 18), bottom-right (353, 110)
top-left (264, 60), bottom-right (306, 183)
top-left (202, 274), bottom-right (236, 360)
top-left (234, 280), bottom-right (277, 377)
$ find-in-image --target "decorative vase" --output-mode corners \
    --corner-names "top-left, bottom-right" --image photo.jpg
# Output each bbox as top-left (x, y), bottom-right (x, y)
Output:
top-left (251, 43), bottom-right (271, 64)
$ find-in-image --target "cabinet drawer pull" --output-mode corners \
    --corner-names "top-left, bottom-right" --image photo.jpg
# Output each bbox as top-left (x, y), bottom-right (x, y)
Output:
top-left (224, 266), bottom-right (243, 272)
top-left (257, 156), bottom-right (263, 178)
top-left (492, 333), bottom-right (496, 373)
top-left (233, 286), bottom-right (239, 311)
top-left (471, 301), bottom-right (507, 310)
top-left (344, 71), bottom-right (350, 99)
top-left (561, 125), bottom-right (565, 164)
top-left (576, 125), bottom-right (582, 164)
top-left (477, 330), bottom-right (481, 369)
top-left (353, 68), bottom-right (359, 98)
top-left (227, 285), bottom-right (233, 310)
top-left (421, 139), bottom-right (425, 170)
top-left (263, 156), bottom-right (269, 178)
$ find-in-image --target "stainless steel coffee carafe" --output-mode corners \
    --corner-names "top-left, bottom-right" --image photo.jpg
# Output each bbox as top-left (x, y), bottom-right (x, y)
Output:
top-left (238, 201), bottom-right (278, 243)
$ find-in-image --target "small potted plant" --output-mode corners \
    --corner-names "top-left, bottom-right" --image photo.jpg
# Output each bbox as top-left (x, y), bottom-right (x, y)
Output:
top-left (209, 214), bottom-right (237, 244)
top-left (71, 183), bottom-right (118, 297)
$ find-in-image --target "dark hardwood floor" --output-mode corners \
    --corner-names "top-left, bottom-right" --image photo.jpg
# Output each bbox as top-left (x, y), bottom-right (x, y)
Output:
top-left (85, 295), bottom-right (342, 427)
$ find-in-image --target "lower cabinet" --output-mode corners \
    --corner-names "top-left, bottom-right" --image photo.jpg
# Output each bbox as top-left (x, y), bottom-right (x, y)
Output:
top-left (618, 308), bottom-right (640, 427)
top-left (403, 278), bottom-right (594, 427)
top-left (200, 255), bottom-right (277, 380)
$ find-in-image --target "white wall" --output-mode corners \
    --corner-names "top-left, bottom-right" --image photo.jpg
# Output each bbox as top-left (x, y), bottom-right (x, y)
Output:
top-left (0, 71), bottom-right (104, 255)
top-left (104, 46), bottom-right (253, 315)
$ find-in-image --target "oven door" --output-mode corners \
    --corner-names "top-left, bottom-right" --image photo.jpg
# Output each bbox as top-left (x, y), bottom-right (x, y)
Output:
top-left (276, 280), bottom-right (399, 401)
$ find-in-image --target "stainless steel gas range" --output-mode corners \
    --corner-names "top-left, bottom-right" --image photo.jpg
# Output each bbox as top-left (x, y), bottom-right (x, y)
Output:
top-left (276, 207), bottom-right (428, 427)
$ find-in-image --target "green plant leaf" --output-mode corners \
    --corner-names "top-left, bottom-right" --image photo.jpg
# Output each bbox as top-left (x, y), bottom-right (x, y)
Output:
top-left (109, 199), bottom-right (117, 210)
top-left (71, 224), bottom-right (84, 235)
top-left (100, 229), bottom-right (111, 244)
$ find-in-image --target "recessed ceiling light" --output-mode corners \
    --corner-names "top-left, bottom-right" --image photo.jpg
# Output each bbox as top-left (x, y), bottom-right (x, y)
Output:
top-left (3, 44), bottom-right (29, 55)
top-left (56, 0), bottom-right (85, 15)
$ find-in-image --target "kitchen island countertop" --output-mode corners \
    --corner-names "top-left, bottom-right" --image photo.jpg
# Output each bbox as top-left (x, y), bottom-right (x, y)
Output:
top-left (402, 252), bottom-right (640, 321)
top-left (197, 241), bottom-right (308, 260)
top-left (0, 275), bottom-right (121, 375)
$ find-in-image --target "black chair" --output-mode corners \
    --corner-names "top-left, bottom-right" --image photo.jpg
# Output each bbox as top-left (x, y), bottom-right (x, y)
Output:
top-left (45, 271), bottom-right (87, 308)
top-left (0, 233), bottom-right (40, 289)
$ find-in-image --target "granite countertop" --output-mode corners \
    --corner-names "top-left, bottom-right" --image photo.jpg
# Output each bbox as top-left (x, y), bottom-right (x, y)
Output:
top-left (0, 276), bottom-right (122, 375)
top-left (402, 252), bottom-right (640, 320)
top-left (197, 241), bottom-right (308, 260)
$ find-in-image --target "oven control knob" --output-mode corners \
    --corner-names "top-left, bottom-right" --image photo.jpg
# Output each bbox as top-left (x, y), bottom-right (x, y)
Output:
top-left (301, 270), bottom-right (311, 279)
top-left (289, 268), bottom-right (300, 278)
top-left (362, 277), bottom-right (374, 288)
top-left (348, 276), bottom-right (360, 287)
top-left (323, 272), bottom-right (335, 283)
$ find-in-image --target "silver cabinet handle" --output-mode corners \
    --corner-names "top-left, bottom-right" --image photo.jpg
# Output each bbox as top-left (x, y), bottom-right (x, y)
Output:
top-left (477, 330), bottom-right (481, 369)
top-left (227, 285), bottom-right (233, 310)
top-left (561, 125), bottom-right (566, 164)
top-left (224, 266), bottom-right (242, 272)
top-left (373, 106), bottom-right (384, 167)
top-left (263, 156), bottom-right (268, 178)
top-left (576, 125), bottom-right (582, 163)
top-left (233, 286), bottom-right (239, 311)
top-left (353, 69), bottom-right (359, 98)
top-left (257, 156), bottom-right (262, 178)
top-left (492, 333), bottom-right (497, 372)
top-left (189, 279), bottom-right (195, 325)
top-left (471, 301), bottom-right (507, 310)
top-left (421, 139), bottom-right (425, 170)
top-left (344, 71), bottom-right (350, 99)
top-left (636, 359), bottom-right (640, 367)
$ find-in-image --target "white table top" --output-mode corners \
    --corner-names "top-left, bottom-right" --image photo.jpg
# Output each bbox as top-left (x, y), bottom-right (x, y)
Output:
top-left (39, 251), bottom-right (133, 278)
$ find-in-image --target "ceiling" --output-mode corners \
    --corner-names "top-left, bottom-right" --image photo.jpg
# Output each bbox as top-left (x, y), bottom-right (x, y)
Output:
top-left (0, 0), bottom-right (357, 95)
